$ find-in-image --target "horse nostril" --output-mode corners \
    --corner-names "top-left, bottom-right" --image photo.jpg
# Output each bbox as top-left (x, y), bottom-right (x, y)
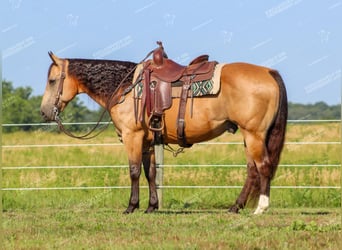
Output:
top-left (41, 110), bottom-right (49, 121)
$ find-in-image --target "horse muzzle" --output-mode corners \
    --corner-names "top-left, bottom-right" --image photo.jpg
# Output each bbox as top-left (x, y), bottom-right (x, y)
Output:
top-left (40, 105), bottom-right (60, 122)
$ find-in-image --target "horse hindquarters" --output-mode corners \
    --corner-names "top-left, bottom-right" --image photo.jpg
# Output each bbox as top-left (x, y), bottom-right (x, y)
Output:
top-left (253, 70), bottom-right (287, 214)
top-left (228, 69), bottom-right (287, 214)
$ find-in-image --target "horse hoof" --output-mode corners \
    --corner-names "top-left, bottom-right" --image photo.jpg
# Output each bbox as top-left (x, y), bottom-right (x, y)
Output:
top-left (123, 208), bottom-right (135, 214)
top-left (228, 205), bottom-right (240, 213)
top-left (123, 204), bottom-right (139, 214)
top-left (144, 205), bottom-right (158, 214)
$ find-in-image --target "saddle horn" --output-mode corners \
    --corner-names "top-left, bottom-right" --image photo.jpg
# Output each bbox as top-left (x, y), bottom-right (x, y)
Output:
top-left (153, 41), bottom-right (168, 66)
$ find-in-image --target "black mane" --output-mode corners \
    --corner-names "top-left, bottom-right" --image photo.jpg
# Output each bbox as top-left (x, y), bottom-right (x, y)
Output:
top-left (67, 58), bottom-right (137, 98)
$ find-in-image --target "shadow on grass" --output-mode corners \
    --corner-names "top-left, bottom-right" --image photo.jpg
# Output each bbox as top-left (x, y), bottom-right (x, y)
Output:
top-left (154, 209), bottom-right (233, 215)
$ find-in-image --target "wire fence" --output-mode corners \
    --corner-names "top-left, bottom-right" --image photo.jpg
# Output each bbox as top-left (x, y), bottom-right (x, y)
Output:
top-left (2, 120), bottom-right (341, 191)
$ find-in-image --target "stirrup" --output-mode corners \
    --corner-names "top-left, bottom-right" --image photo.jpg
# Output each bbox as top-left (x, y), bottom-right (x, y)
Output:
top-left (148, 114), bottom-right (165, 132)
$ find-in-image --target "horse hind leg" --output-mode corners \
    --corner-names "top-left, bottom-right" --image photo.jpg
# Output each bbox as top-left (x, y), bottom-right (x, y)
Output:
top-left (238, 130), bottom-right (272, 214)
top-left (229, 143), bottom-right (260, 213)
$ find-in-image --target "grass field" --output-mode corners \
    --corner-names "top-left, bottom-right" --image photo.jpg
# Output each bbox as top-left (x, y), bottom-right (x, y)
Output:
top-left (3, 208), bottom-right (341, 249)
top-left (2, 122), bottom-right (341, 249)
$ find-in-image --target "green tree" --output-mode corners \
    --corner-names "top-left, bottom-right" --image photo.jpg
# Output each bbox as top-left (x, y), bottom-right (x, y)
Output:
top-left (2, 80), bottom-right (42, 132)
top-left (288, 102), bottom-right (341, 120)
top-left (2, 80), bottom-right (103, 132)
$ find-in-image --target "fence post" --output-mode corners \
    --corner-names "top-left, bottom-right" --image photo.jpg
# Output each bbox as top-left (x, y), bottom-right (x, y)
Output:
top-left (155, 144), bottom-right (164, 209)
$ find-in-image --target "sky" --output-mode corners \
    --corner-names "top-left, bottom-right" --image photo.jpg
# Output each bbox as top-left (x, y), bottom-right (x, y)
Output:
top-left (1, 0), bottom-right (341, 110)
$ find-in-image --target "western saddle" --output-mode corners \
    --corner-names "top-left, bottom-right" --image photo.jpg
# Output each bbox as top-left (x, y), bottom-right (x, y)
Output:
top-left (140, 41), bottom-right (218, 147)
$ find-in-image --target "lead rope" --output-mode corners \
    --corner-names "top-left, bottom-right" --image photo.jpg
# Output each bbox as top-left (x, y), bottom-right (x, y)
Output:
top-left (55, 47), bottom-right (157, 140)
top-left (55, 109), bottom-right (110, 140)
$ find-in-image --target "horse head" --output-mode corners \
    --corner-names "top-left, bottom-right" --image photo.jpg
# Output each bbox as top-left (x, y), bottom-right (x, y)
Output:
top-left (40, 52), bottom-right (78, 121)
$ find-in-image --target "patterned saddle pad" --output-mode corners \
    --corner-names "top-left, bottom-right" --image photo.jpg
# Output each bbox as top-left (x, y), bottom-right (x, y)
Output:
top-left (133, 63), bottom-right (225, 98)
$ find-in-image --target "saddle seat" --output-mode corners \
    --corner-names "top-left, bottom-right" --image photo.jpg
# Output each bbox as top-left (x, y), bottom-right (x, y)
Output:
top-left (150, 44), bottom-right (212, 83)
top-left (152, 59), bottom-right (185, 82)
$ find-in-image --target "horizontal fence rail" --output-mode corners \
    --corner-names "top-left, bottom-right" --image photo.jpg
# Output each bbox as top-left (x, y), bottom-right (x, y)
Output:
top-left (2, 141), bottom-right (340, 149)
top-left (2, 186), bottom-right (340, 191)
top-left (2, 164), bottom-right (340, 170)
top-left (2, 119), bottom-right (340, 127)
top-left (2, 120), bottom-right (341, 192)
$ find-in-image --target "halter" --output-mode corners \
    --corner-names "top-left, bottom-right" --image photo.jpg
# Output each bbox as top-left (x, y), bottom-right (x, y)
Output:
top-left (53, 61), bottom-right (66, 121)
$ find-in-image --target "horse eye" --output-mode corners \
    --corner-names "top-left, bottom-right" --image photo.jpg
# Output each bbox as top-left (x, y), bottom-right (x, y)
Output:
top-left (49, 79), bottom-right (56, 85)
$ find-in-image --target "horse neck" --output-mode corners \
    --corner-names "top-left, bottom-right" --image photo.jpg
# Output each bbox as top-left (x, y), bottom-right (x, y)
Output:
top-left (67, 58), bottom-right (137, 108)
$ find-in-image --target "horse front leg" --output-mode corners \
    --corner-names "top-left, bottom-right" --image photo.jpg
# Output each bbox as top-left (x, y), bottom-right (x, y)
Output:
top-left (123, 134), bottom-right (144, 214)
top-left (142, 147), bottom-right (159, 213)
top-left (124, 160), bottom-right (142, 214)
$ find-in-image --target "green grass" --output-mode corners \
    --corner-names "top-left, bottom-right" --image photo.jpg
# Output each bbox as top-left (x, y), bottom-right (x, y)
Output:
top-left (2, 123), bottom-right (340, 210)
top-left (1, 122), bottom-right (341, 249)
top-left (3, 208), bottom-right (341, 249)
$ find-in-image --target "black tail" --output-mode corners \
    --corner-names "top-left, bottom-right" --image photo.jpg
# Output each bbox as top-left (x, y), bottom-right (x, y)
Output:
top-left (266, 70), bottom-right (288, 179)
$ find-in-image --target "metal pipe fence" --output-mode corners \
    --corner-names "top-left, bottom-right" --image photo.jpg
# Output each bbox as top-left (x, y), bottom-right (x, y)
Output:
top-left (2, 120), bottom-right (341, 192)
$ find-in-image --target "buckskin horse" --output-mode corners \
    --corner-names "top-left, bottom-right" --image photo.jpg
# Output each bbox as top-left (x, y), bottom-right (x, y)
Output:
top-left (40, 43), bottom-right (287, 214)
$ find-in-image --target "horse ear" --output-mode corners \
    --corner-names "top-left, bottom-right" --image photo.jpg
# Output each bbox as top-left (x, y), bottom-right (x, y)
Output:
top-left (48, 51), bottom-right (63, 66)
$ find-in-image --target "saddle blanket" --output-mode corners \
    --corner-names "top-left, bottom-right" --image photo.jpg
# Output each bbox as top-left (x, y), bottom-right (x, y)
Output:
top-left (133, 63), bottom-right (226, 98)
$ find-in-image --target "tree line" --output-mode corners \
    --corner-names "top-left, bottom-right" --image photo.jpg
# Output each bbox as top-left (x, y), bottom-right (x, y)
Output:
top-left (1, 80), bottom-right (341, 132)
top-left (2, 80), bottom-right (107, 132)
